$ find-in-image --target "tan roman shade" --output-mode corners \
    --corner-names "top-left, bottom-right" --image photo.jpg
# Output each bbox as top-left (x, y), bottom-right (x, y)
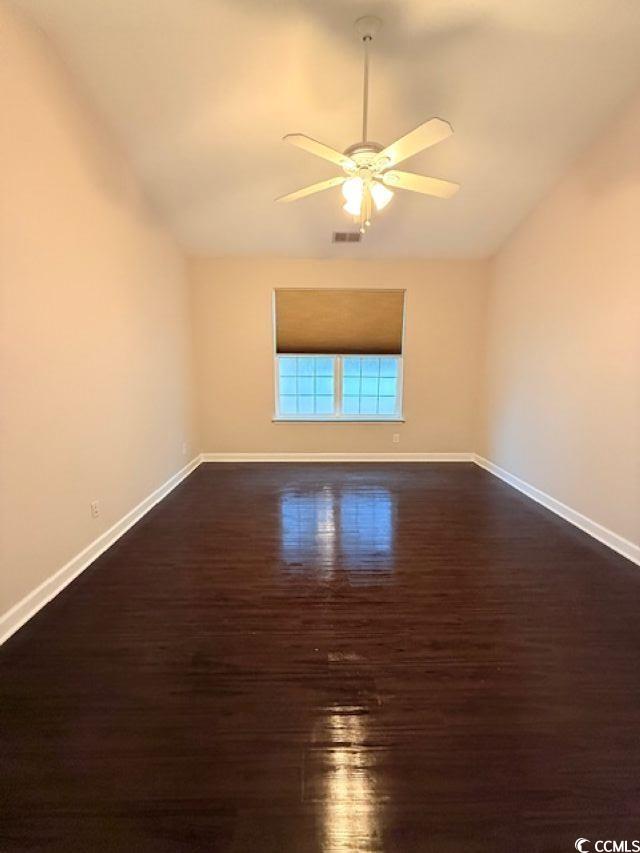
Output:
top-left (274, 288), bottom-right (405, 355)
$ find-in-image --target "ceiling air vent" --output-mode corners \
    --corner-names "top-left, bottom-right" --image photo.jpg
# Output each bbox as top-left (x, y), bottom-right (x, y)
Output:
top-left (332, 231), bottom-right (361, 243)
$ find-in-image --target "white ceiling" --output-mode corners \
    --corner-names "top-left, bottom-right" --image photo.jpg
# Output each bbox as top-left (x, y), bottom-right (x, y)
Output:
top-left (14, 0), bottom-right (640, 257)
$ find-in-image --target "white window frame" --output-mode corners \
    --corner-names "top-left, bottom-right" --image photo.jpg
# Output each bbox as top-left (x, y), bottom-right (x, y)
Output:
top-left (273, 353), bottom-right (404, 422)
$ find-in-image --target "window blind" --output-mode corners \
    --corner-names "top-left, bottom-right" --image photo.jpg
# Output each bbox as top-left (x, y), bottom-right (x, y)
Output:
top-left (274, 288), bottom-right (405, 355)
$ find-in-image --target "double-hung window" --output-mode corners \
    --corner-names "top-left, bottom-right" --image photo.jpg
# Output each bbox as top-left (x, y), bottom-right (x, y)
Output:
top-left (273, 288), bottom-right (405, 422)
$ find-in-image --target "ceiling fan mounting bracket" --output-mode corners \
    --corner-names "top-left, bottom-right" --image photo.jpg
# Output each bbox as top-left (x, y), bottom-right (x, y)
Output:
top-left (354, 16), bottom-right (382, 41)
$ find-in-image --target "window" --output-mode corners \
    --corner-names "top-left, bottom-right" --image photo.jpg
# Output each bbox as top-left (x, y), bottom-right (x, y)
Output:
top-left (273, 287), bottom-right (405, 422)
top-left (277, 356), bottom-right (335, 416)
top-left (275, 354), bottom-right (403, 421)
top-left (342, 356), bottom-right (399, 416)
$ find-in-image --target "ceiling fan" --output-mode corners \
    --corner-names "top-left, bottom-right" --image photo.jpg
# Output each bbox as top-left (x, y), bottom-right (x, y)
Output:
top-left (276, 15), bottom-right (459, 235)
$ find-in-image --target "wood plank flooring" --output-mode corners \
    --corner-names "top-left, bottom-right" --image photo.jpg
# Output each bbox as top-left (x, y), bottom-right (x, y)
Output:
top-left (1, 463), bottom-right (639, 852)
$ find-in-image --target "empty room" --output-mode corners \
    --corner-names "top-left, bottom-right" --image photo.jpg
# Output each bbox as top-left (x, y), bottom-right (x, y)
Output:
top-left (2, 1), bottom-right (640, 850)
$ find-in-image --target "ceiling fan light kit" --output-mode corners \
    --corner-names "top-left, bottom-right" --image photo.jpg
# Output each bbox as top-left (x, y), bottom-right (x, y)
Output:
top-left (276, 16), bottom-right (460, 236)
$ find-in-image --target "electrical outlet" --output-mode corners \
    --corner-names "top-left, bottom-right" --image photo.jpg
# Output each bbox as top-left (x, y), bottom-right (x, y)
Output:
top-left (90, 500), bottom-right (100, 518)
top-left (392, 433), bottom-right (400, 444)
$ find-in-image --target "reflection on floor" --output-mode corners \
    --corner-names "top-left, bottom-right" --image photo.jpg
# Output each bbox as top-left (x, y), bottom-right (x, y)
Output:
top-left (321, 706), bottom-right (380, 852)
top-left (280, 486), bottom-right (394, 580)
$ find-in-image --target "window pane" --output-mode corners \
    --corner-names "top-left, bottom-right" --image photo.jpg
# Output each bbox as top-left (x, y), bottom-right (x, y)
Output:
top-left (298, 395), bottom-right (314, 414)
top-left (362, 357), bottom-right (380, 377)
top-left (340, 356), bottom-right (401, 418)
top-left (378, 396), bottom-right (396, 415)
top-left (297, 376), bottom-right (314, 395)
top-left (315, 357), bottom-right (334, 376)
top-left (361, 377), bottom-right (379, 396)
top-left (379, 358), bottom-right (398, 378)
top-left (343, 396), bottom-right (360, 415)
top-left (277, 356), bottom-right (338, 417)
top-left (315, 396), bottom-right (334, 415)
top-left (298, 357), bottom-right (315, 375)
top-left (315, 376), bottom-right (333, 395)
top-left (280, 376), bottom-right (296, 395)
top-left (343, 357), bottom-right (361, 377)
top-left (280, 395), bottom-right (297, 414)
top-left (279, 357), bottom-right (297, 377)
top-left (379, 377), bottom-right (397, 397)
top-left (343, 376), bottom-right (360, 396)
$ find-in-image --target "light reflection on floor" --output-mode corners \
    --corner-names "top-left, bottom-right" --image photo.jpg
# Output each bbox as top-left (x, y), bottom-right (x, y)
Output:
top-left (320, 706), bottom-right (382, 853)
top-left (279, 487), bottom-right (394, 581)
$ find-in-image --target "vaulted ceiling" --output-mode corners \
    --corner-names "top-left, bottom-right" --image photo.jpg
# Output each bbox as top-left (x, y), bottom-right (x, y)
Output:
top-left (14, 0), bottom-right (640, 257)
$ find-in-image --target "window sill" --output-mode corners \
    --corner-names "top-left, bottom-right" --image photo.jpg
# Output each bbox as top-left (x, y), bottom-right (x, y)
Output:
top-left (272, 417), bottom-right (405, 423)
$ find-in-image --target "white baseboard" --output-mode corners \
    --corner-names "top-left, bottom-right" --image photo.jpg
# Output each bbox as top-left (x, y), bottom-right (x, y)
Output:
top-left (473, 454), bottom-right (640, 566)
top-left (201, 452), bottom-right (474, 463)
top-left (0, 455), bottom-right (202, 646)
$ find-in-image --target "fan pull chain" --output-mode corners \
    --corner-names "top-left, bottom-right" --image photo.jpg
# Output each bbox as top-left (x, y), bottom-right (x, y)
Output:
top-left (359, 185), bottom-right (372, 234)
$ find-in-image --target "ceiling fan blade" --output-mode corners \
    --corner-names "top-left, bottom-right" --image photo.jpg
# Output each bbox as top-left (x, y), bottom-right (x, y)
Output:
top-left (376, 118), bottom-right (453, 169)
top-left (275, 175), bottom-right (346, 203)
top-left (283, 134), bottom-right (355, 171)
top-left (382, 170), bottom-right (459, 199)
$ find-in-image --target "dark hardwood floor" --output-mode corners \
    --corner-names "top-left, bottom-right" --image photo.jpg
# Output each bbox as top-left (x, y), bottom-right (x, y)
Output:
top-left (1, 463), bottom-right (639, 852)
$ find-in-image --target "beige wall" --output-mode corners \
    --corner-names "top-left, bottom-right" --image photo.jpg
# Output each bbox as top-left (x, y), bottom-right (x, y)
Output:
top-left (0, 7), bottom-right (197, 617)
top-left (481, 93), bottom-right (640, 547)
top-left (191, 257), bottom-right (489, 454)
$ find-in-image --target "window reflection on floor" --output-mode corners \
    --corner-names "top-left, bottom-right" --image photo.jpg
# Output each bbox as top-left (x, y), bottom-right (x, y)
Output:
top-left (279, 487), bottom-right (394, 582)
top-left (321, 706), bottom-right (381, 853)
